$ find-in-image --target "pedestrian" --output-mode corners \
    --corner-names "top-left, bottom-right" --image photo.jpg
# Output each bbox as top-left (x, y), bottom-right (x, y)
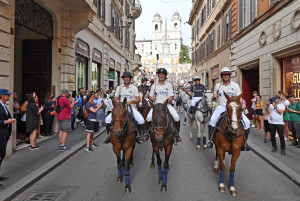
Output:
top-left (188, 76), bottom-right (205, 115)
top-left (13, 92), bottom-right (20, 119)
top-left (85, 93), bottom-right (103, 152)
top-left (94, 91), bottom-right (105, 126)
top-left (0, 89), bottom-right (16, 188)
top-left (251, 91), bottom-right (258, 128)
top-left (255, 95), bottom-right (264, 131)
top-left (20, 94), bottom-right (30, 144)
top-left (287, 94), bottom-right (300, 148)
top-left (103, 94), bottom-right (113, 115)
top-left (76, 93), bottom-right (83, 123)
top-left (26, 93), bottom-right (44, 150)
top-left (34, 95), bottom-right (42, 138)
top-left (43, 92), bottom-right (56, 136)
top-left (268, 95), bottom-right (286, 155)
top-left (278, 91), bottom-right (290, 141)
top-left (69, 93), bottom-right (79, 130)
top-left (263, 99), bottom-right (271, 143)
top-left (57, 89), bottom-right (75, 151)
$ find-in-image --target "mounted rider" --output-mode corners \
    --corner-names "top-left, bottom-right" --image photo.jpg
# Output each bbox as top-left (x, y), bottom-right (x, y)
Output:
top-left (188, 80), bottom-right (194, 88)
top-left (188, 75), bottom-right (206, 115)
top-left (138, 77), bottom-right (150, 97)
top-left (144, 68), bottom-right (182, 143)
top-left (208, 67), bottom-right (251, 150)
top-left (104, 71), bottom-right (145, 144)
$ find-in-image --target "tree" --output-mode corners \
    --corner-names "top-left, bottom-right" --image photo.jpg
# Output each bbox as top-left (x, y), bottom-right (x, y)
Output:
top-left (179, 45), bottom-right (191, 64)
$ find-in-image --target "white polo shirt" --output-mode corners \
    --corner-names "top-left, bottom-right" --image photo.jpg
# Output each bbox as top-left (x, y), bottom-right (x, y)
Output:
top-left (150, 81), bottom-right (174, 104)
top-left (115, 84), bottom-right (139, 108)
top-left (214, 81), bottom-right (241, 106)
top-left (268, 104), bottom-right (285, 125)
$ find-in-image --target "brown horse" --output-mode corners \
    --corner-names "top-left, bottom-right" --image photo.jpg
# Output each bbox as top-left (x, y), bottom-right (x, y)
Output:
top-left (149, 101), bottom-right (177, 192)
top-left (110, 98), bottom-right (136, 193)
top-left (137, 89), bottom-right (152, 120)
top-left (213, 93), bottom-right (244, 196)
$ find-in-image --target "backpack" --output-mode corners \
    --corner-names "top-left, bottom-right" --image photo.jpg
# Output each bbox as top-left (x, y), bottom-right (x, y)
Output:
top-left (83, 104), bottom-right (89, 119)
top-left (55, 96), bottom-right (66, 113)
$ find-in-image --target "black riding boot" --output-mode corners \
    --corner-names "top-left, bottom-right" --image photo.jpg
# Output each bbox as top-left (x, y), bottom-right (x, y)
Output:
top-left (137, 124), bottom-right (144, 144)
top-left (207, 125), bottom-right (215, 149)
top-left (104, 123), bottom-right (111, 144)
top-left (175, 121), bottom-right (182, 143)
top-left (189, 106), bottom-right (194, 115)
top-left (241, 128), bottom-right (251, 151)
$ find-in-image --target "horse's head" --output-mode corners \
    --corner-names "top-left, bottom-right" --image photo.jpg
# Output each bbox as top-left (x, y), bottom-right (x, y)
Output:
top-left (152, 100), bottom-right (168, 141)
top-left (203, 89), bottom-right (214, 110)
top-left (111, 97), bottom-right (128, 137)
top-left (224, 93), bottom-right (243, 133)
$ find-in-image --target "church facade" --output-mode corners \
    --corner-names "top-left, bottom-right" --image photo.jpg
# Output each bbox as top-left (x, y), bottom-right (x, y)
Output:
top-left (135, 12), bottom-right (191, 87)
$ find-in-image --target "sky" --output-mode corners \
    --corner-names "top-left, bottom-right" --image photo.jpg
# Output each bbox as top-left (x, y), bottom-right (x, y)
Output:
top-left (135, 0), bottom-right (192, 46)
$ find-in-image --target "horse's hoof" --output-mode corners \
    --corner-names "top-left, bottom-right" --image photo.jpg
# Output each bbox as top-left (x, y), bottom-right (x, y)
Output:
top-left (204, 145), bottom-right (208, 150)
top-left (214, 168), bottom-right (219, 173)
top-left (117, 176), bottom-right (123, 183)
top-left (125, 185), bottom-right (131, 193)
top-left (150, 163), bottom-right (155, 169)
top-left (219, 186), bottom-right (226, 193)
top-left (230, 190), bottom-right (237, 196)
top-left (160, 185), bottom-right (167, 192)
top-left (158, 177), bottom-right (162, 185)
top-left (130, 162), bottom-right (133, 168)
top-left (190, 137), bottom-right (193, 141)
top-left (196, 146), bottom-right (201, 151)
top-left (183, 122), bottom-right (186, 125)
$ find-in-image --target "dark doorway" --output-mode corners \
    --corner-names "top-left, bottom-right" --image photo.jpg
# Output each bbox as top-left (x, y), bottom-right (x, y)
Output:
top-left (242, 68), bottom-right (259, 119)
top-left (23, 39), bottom-right (52, 106)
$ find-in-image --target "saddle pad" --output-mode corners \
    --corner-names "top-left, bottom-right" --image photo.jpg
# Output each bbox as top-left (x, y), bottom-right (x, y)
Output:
top-left (216, 112), bottom-right (227, 128)
top-left (128, 113), bottom-right (137, 129)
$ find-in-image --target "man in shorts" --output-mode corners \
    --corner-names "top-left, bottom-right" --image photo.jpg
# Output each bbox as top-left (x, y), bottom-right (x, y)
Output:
top-left (57, 89), bottom-right (75, 151)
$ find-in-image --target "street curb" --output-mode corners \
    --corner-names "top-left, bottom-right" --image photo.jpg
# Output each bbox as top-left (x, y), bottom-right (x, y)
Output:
top-left (248, 140), bottom-right (300, 187)
top-left (1, 128), bottom-right (106, 201)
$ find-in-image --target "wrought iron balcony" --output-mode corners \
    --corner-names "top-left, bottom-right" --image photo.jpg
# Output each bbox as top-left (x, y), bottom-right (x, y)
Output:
top-left (132, 0), bottom-right (142, 19)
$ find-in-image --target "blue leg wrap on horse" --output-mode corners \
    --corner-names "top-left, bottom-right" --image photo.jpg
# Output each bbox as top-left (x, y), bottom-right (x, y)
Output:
top-left (229, 172), bottom-right (235, 187)
top-left (125, 170), bottom-right (130, 185)
top-left (117, 165), bottom-right (122, 177)
top-left (219, 170), bottom-right (224, 183)
top-left (203, 137), bottom-right (206, 145)
top-left (184, 117), bottom-right (187, 123)
top-left (162, 169), bottom-right (168, 184)
top-left (158, 165), bottom-right (163, 177)
top-left (197, 138), bottom-right (201, 145)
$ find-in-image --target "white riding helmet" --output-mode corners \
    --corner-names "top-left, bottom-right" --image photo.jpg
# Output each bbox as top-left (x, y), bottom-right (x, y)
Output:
top-left (193, 76), bottom-right (201, 81)
top-left (220, 67), bottom-right (232, 75)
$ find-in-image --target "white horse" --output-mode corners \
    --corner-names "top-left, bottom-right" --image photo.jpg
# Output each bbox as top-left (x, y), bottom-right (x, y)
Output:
top-left (177, 89), bottom-right (191, 125)
top-left (188, 90), bottom-right (214, 150)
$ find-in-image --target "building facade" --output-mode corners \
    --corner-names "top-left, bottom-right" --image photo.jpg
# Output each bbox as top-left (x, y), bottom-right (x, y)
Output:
top-left (0, 0), bottom-right (142, 155)
top-left (189, 0), bottom-right (232, 88)
top-left (231, 0), bottom-right (300, 116)
top-left (135, 12), bottom-right (191, 87)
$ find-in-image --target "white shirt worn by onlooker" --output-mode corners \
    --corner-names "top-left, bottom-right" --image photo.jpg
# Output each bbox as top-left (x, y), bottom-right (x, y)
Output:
top-left (104, 98), bottom-right (113, 112)
top-left (268, 104), bottom-right (285, 125)
top-left (214, 81), bottom-right (241, 107)
top-left (149, 81), bottom-right (174, 104)
top-left (115, 84), bottom-right (139, 108)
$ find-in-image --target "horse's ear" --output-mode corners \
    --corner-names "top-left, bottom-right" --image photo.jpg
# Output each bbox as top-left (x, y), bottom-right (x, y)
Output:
top-left (123, 97), bottom-right (127, 105)
top-left (112, 98), bottom-right (118, 105)
top-left (224, 92), bottom-right (230, 100)
top-left (237, 93), bottom-right (243, 100)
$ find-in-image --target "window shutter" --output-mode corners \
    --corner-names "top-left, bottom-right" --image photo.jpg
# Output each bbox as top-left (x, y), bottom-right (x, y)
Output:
top-left (102, 0), bottom-right (106, 21)
top-left (228, 8), bottom-right (232, 40)
top-left (204, 5), bottom-right (206, 23)
top-left (211, 30), bottom-right (215, 52)
top-left (238, 0), bottom-right (243, 30)
top-left (208, 0), bottom-right (211, 16)
top-left (251, 0), bottom-right (257, 21)
top-left (192, 27), bottom-right (194, 41)
top-left (222, 15), bottom-right (226, 44)
top-left (212, 0), bottom-right (215, 8)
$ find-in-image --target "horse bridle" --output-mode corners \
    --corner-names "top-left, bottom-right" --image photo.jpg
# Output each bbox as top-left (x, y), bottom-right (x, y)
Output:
top-left (151, 107), bottom-right (170, 140)
top-left (111, 108), bottom-right (129, 137)
top-left (196, 92), bottom-right (213, 117)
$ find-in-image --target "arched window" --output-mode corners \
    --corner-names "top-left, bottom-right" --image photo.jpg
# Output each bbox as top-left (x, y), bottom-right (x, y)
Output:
top-left (174, 23), bottom-right (178, 30)
top-left (155, 24), bottom-right (158, 31)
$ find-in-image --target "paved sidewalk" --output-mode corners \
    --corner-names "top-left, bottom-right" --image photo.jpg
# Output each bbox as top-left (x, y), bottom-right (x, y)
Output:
top-left (0, 125), bottom-right (105, 201)
top-left (248, 128), bottom-right (300, 186)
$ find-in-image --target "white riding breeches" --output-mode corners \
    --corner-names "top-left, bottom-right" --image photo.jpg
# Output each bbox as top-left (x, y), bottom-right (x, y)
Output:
top-left (209, 105), bottom-right (250, 129)
top-left (146, 104), bottom-right (180, 122)
top-left (191, 97), bottom-right (202, 107)
top-left (105, 106), bottom-right (144, 125)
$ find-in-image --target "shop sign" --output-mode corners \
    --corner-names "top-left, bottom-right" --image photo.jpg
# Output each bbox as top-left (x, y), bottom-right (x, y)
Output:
top-left (211, 64), bottom-right (219, 80)
top-left (92, 48), bottom-right (102, 63)
top-left (75, 39), bottom-right (89, 57)
top-left (108, 71), bottom-right (115, 80)
top-left (285, 55), bottom-right (300, 100)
